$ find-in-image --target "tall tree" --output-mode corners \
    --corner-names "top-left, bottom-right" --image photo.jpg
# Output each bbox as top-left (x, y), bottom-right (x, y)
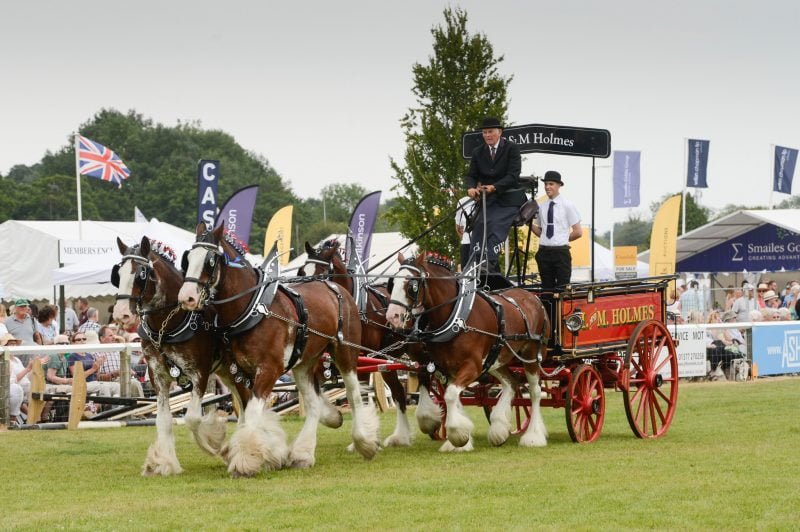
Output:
top-left (386, 7), bottom-right (512, 259)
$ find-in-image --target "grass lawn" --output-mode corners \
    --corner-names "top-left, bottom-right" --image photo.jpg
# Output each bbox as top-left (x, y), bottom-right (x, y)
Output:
top-left (2, 377), bottom-right (799, 530)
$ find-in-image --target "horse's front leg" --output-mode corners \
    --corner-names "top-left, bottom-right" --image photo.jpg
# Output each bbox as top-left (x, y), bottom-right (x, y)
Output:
top-left (288, 362), bottom-right (325, 468)
top-left (184, 371), bottom-right (227, 456)
top-left (221, 362), bottom-right (287, 477)
top-left (142, 368), bottom-right (182, 476)
top-left (486, 366), bottom-right (516, 446)
top-left (382, 371), bottom-right (413, 447)
top-left (440, 379), bottom-right (475, 452)
top-left (340, 368), bottom-right (380, 460)
top-left (520, 362), bottom-right (548, 448)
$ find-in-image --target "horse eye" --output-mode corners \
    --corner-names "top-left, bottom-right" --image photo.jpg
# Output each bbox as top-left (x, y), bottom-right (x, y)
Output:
top-left (408, 280), bottom-right (419, 294)
top-left (208, 256), bottom-right (216, 267)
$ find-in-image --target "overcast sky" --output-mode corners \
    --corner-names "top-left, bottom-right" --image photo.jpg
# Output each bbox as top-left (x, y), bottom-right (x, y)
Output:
top-left (2, 0), bottom-right (798, 232)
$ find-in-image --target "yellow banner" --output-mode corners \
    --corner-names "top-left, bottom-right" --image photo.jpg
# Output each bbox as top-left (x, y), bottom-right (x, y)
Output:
top-left (263, 205), bottom-right (293, 265)
top-left (614, 246), bottom-right (638, 266)
top-left (648, 194), bottom-right (681, 277)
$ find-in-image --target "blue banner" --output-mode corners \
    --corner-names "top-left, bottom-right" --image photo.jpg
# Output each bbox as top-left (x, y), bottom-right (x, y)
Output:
top-left (347, 191), bottom-right (381, 269)
top-left (677, 222), bottom-right (800, 272)
top-left (752, 323), bottom-right (800, 376)
top-left (773, 145), bottom-right (797, 194)
top-left (214, 185), bottom-right (259, 247)
top-left (686, 139), bottom-right (710, 188)
top-left (197, 160), bottom-right (219, 228)
top-left (612, 151), bottom-right (641, 208)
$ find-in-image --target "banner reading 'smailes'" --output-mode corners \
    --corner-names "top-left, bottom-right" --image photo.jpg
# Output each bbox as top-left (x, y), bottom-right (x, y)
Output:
top-left (649, 194), bottom-right (681, 277)
top-left (263, 205), bottom-right (293, 266)
top-left (462, 123), bottom-right (611, 159)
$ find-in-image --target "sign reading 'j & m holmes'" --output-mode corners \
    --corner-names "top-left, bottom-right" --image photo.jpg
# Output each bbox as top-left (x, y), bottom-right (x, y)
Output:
top-left (561, 292), bottom-right (663, 346)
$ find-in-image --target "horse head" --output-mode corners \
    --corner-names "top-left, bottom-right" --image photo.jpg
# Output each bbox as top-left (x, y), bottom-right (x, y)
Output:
top-left (386, 252), bottom-right (458, 330)
top-left (178, 224), bottom-right (224, 311)
top-left (178, 223), bottom-right (252, 312)
top-left (112, 236), bottom-right (156, 327)
top-left (300, 239), bottom-right (345, 278)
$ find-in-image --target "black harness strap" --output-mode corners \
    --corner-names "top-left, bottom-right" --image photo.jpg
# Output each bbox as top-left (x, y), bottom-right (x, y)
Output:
top-left (494, 291), bottom-right (543, 342)
top-left (477, 291), bottom-right (506, 374)
top-left (280, 284), bottom-right (308, 372)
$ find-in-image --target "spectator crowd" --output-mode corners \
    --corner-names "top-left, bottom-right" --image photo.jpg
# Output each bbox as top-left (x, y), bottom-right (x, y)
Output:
top-left (3, 297), bottom-right (146, 427)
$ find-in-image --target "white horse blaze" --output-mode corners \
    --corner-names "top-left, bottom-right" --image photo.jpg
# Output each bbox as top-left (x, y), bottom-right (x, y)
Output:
top-left (385, 269), bottom-right (413, 329)
top-left (177, 247), bottom-right (208, 309)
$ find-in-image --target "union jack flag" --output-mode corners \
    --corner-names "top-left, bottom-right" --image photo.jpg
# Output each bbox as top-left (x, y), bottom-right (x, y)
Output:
top-left (77, 135), bottom-right (131, 187)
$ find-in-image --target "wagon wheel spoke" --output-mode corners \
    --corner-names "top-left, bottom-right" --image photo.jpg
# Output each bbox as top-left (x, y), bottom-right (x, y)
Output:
top-left (565, 364), bottom-right (605, 444)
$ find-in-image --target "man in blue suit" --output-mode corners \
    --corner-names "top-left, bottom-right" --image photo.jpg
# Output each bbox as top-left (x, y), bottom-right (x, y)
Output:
top-left (465, 117), bottom-right (526, 277)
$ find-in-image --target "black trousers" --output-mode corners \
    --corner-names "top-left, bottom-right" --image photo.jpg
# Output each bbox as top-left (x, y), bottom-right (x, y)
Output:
top-left (535, 246), bottom-right (572, 291)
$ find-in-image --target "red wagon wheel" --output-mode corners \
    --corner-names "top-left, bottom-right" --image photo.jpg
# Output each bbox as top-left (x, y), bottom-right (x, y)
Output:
top-left (565, 364), bottom-right (605, 443)
top-left (623, 319), bottom-right (679, 438)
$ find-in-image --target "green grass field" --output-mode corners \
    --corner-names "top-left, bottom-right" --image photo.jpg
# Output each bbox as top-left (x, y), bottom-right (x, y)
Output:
top-left (3, 377), bottom-right (799, 531)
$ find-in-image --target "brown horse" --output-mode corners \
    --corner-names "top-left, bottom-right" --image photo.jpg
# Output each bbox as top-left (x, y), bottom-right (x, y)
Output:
top-left (386, 252), bottom-right (550, 451)
top-left (178, 224), bottom-right (379, 477)
top-left (300, 239), bottom-right (413, 447)
top-left (111, 236), bottom-right (250, 476)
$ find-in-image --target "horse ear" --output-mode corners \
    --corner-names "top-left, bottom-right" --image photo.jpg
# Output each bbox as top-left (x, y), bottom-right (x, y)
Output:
top-left (416, 252), bottom-right (427, 266)
top-left (116, 237), bottom-right (128, 255)
top-left (397, 252), bottom-right (405, 264)
top-left (140, 236), bottom-right (151, 256)
top-left (305, 241), bottom-right (315, 255)
top-left (213, 224), bottom-right (225, 241)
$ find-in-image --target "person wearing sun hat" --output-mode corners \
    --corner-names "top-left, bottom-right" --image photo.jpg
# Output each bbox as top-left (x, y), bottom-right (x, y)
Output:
top-left (763, 290), bottom-right (780, 309)
top-left (756, 283), bottom-right (769, 309)
top-left (5, 298), bottom-right (38, 346)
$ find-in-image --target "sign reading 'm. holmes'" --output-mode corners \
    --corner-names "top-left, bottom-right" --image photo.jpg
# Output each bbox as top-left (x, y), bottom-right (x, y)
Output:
top-left (461, 123), bottom-right (611, 159)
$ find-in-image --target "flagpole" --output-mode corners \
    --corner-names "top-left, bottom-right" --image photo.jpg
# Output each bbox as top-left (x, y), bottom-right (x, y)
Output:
top-left (74, 133), bottom-right (83, 240)
top-left (681, 138), bottom-right (687, 235)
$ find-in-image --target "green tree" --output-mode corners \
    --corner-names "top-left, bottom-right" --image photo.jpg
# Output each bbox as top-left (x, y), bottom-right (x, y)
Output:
top-left (386, 7), bottom-right (511, 259)
top-left (650, 192), bottom-right (709, 235)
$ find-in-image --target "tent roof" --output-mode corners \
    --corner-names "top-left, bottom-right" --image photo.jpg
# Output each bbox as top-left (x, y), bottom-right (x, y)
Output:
top-left (0, 219), bottom-right (195, 300)
top-left (639, 209), bottom-right (800, 264)
top-left (284, 232), bottom-right (417, 278)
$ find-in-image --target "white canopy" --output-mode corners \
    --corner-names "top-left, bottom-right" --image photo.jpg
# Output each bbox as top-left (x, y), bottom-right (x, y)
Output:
top-left (0, 219), bottom-right (195, 300)
top-left (284, 232), bottom-right (418, 279)
top-left (573, 242), bottom-right (650, 282)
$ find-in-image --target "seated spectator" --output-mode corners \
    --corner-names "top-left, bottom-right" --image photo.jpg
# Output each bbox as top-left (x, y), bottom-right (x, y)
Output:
top-left (782, 283), bottom-right (799, 312)
top-left (756, 283), bottom-right (769, 308)
top-left (686, 310), bottom-right (705, 324)
top-left (67, 332), bottom-right (120, 397)
top-left (36, 304), bottom-right (59, 345)
top-left (706, 310), bottom-right (745, 377)
top-left (763, 290), bottom-right (781, 309)
top-left (776, 308), bottom-right (791, 321)
top-left (4, 333), bottom-right (46, 425)
top-left (77, 307), bottom-right (101, 334)
top-left (723, 286), bottom-right (738, 312)
top-left (96, 325), bottom-right (144, 397)
top-left (5, 298), bottom-right (40, 346)
top-left (749, 309), bottom-right (763, 322)
top-left (759, 308), bottom-right (777, 321)
top-left (732, 284), bottom-right (757, 322)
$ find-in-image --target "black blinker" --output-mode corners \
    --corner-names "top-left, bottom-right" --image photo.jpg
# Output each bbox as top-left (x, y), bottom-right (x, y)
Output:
top-left (181, 250), bottom-right (189, 273)
top-left (110, 264), bottom-right (120, 288)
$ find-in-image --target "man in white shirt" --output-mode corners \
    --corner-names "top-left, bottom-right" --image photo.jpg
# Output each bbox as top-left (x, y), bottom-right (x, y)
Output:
top-left (454, 196), bottom-right (475, 271)
top-left (531, 171), bottom-right (582, 291)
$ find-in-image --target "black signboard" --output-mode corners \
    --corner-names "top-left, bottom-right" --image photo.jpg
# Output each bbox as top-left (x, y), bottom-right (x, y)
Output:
top-left (461, 123), bottom-right (611, 159)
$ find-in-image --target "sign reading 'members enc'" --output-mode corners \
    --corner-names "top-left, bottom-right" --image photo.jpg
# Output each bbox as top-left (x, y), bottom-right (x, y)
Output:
top-left (461, 123), bottom-right (611, 159)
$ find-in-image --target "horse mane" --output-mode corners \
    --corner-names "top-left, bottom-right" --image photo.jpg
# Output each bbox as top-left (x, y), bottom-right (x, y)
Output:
top-left (148, 239), bottom-right (177, 264)
top-left (223, 230), bottom-right (249, 257)
top-left (409, 252), bottom-right (454, 273)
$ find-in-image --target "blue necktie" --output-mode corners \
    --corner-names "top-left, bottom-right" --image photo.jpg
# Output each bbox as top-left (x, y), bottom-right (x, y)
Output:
top-left (546, 201), bottom-right (555, 239)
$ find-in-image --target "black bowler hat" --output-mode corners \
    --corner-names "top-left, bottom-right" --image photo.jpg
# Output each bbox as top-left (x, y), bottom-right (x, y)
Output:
top-left (480, 117), bottom-right (503, 130)
top-left (541, 171), bottom-right (564, 186)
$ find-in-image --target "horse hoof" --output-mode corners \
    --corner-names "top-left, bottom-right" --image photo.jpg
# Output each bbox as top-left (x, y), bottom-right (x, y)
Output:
top-left (383, 434), bottom-right (412, 448)
top-left (290, 458), bottom-right (315, 469)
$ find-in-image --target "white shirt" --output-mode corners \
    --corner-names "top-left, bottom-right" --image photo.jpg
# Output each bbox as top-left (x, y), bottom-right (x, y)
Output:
top-left (536, 195), bottom-right (581, 246)
top-left (455, 196), bottom-right (474, 245)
